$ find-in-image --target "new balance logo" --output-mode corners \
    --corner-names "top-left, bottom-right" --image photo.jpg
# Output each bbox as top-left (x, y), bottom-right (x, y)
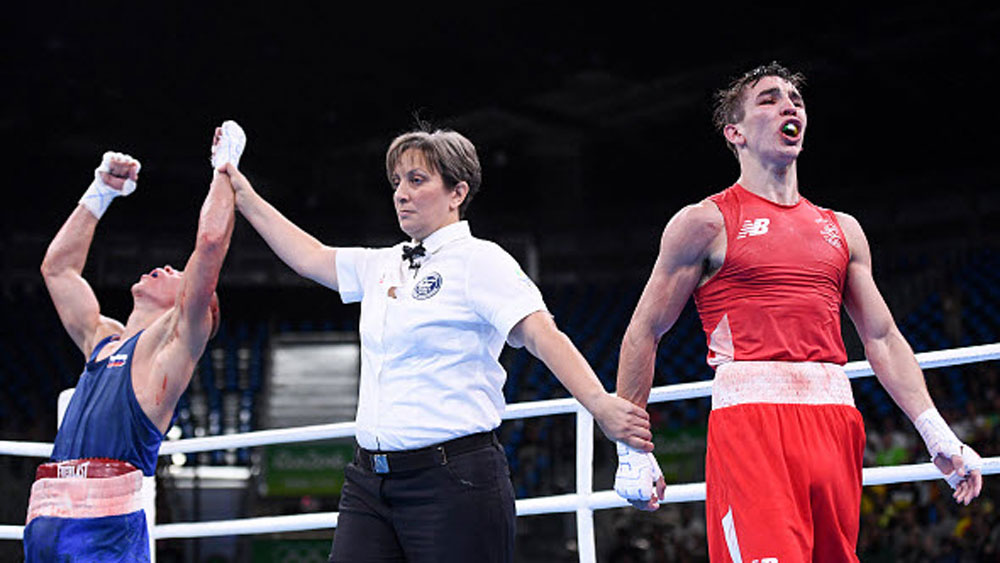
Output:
top-left (736, 218), bottom-right (770, 239)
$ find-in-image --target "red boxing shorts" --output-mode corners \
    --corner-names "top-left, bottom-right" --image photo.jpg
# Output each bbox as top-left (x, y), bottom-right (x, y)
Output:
top-left (24, 458), bottom-right (150, 562)
top-left (705, 362), bottom-right (865, 563)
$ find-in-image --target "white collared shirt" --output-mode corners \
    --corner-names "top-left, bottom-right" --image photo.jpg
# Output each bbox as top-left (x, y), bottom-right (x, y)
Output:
top-left (336, 221), bottom-right (546, 450)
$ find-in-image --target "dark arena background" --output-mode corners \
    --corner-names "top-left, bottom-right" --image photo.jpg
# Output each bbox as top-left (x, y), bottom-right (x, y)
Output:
top-left (1, 4), bottom-right (998, 562)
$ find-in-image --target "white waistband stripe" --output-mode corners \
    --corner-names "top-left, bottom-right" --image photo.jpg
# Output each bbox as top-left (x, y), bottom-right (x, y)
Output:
top-left (712, 361), bottom-right (855, 410)
top-left (26, 470), bottom-right (144, 525)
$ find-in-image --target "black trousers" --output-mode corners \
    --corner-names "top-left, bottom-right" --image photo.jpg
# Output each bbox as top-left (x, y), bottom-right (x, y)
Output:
top-left (329, 435), bottom-right (516, 563)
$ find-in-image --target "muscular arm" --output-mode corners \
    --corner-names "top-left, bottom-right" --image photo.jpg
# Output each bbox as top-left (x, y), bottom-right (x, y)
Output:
top-left (226, 165), bottom-right (340, 290)
top-left (616, 202), bottom-right (723, 407)
top-left (41, 159), bottom-right (138, 356)
top-left (840, 212), bottom-right (982, 504)
top-left (176, 170), bottom-right (236, 346)
top-left (511, 311), bottom-right (653, 450)
top-left (838, 212), bottom-right (932, 420)
top-left (138, 169), bottom-right (236, 430)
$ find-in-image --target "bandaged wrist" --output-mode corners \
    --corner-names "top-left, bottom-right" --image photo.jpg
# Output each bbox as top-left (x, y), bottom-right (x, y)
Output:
top-left (914, 408), bottom-right (962, 461)
top-left (944, 443), bottom-right (984, 489)
top-left (79, 152), bottom-right (139, 219)
top-left (615, 441), bottom-right (662, 501)
top-left (617, 441), bottom-right (639, 457)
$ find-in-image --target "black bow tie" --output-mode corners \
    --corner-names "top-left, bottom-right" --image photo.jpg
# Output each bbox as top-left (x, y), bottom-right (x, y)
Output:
top-left (402, 243), bottom-right (426, 272)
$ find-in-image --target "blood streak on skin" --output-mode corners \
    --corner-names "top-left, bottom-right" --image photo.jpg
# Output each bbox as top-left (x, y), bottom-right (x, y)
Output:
top-left (155, 376), bottom-right (167, 405)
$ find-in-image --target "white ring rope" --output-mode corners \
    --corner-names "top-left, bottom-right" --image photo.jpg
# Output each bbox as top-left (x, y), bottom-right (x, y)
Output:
top-left (3, 343), bottom-right (997, 458)
top-left (146, 458), bottom-right (1000, 539)
top-left (1, 342), bottom-right (998, 562)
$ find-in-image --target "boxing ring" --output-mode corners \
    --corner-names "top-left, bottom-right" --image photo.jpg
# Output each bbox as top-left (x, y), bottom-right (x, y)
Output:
top-left (1, 342), bottom-right (999, 562)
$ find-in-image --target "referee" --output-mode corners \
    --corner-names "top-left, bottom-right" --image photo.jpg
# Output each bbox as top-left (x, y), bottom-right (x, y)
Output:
top-left (227, 125), bottom-right (653, 562)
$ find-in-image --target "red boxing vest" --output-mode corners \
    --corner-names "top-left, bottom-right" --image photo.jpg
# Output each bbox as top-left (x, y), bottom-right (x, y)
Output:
top-left (693, 184), bottom-right (849, 366)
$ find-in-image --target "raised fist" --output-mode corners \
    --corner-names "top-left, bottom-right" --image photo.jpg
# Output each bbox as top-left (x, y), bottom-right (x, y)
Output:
top-left (96, 151), bottom-right (141, 194)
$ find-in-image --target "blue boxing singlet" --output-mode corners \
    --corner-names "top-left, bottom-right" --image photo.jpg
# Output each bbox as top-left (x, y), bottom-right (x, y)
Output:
top-left (50, 331), bottom-right (164, 475)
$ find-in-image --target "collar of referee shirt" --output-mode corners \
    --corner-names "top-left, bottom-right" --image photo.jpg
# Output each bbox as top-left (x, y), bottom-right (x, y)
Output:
top-left (404, 220), bottom-right (472, 261)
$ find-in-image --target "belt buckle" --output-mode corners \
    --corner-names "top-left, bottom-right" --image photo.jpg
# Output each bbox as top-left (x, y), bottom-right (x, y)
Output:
top-left (372, 454), bottom-right (389, 474)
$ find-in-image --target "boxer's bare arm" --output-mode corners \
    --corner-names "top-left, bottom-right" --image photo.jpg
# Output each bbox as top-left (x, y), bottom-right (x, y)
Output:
top-left (136, 168), bottom-right (236, 432)
top-left (616, 201), bottom-right (724, 407)
top-left (838, 212), bottom-right (933, 421)
top-left (41, 158), bottom-right (139, 356)
top-left (840, 211), bottom-right (982, 503)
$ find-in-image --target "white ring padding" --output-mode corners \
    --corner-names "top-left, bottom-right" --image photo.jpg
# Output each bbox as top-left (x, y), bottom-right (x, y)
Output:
top-left (1, 342), bottom-right (999, 549)
top-left (155, 512), bottom-right (340, 539)
top-left (3, 343), bottom-right (999, 459)
top-left (0, 458), bottom-right (998, 542)
top-left (102, 458), bottom-right (1000, 541)
top-left (148, 486), bottom-right (712, 539)
top-left (3, 460), bottom-right (996, 540)
top-left (159, 421), bottom-right (356, 455)
top-left (0, 441), bottom-right (52, 458)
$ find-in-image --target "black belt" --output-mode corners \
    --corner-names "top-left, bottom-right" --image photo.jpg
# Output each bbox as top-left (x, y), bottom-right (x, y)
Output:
top-left (357, 431), bottom-right (498, 475)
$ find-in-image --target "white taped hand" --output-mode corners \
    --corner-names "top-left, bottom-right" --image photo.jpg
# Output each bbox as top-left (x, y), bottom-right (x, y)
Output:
top-left (915, 408), bottom-right (983, 489)
top-left (211, 120), bottom-right (246, 169)
top-left (79, 151), bottom-right (140, 219)
top-left (614, 441), bottom-right (663, 506)
top-left (943, 444), bottom-right (983, 489)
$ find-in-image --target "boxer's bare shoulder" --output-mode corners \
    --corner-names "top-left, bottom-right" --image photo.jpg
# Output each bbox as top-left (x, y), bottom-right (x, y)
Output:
top-left (657, 199), bottom-right (725, 281)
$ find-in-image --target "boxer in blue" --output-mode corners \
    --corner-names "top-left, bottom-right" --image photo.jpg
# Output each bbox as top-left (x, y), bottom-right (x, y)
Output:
top-left (24, 123), bottom-right (244, 561)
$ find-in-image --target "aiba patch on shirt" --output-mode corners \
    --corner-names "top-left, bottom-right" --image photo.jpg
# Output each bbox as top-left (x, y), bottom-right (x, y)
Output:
top-left (412, 272), bottom-right (443, 300)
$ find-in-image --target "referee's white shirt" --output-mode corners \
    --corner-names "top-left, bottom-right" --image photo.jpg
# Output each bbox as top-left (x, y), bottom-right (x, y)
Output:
top-left (336, 221), bottom-right (547, 451)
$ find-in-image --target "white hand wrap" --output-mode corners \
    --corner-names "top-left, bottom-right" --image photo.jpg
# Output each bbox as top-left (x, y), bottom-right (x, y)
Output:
top-left (915, 408), bottom-right (983, 489)
top-left (614, 442), bottom-right (663, 502)
top-left (211, 120), bottom-right (247, 169)
top-left (79, 151), bottom-right (140, 219)
top-left (943, 445), bottom-right (983, 489)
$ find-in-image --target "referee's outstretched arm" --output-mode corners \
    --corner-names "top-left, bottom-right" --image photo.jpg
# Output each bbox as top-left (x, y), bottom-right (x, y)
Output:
top-left (511, 311), bottom-right (653, 452)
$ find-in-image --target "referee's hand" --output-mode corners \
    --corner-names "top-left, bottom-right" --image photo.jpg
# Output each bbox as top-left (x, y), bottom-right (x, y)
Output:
top-left (593, 395), bottom-right (653, 452)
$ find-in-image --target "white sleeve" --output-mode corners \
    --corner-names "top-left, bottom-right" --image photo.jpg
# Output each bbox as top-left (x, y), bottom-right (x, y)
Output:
top-left (335, 247), bottom-right (370, 304)
top-left (467, 243), bottom-right (547, 346)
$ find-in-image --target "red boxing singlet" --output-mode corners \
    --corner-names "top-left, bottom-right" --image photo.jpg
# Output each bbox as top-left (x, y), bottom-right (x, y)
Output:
top-left (694, 184), bottom-right (849, 366)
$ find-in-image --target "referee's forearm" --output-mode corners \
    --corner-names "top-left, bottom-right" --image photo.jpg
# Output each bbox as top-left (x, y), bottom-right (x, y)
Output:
top-left (532, 326), bottom-right (609, 410)
top-left (239, 189), bottom-right (330, 278)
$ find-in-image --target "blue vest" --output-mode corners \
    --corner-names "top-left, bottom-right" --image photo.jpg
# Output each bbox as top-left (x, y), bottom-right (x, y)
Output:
top-left (51, 332), bottom-right (165, 476)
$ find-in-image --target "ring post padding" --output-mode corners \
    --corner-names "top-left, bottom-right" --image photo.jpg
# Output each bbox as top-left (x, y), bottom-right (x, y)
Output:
top-left (575, 406), bottom-right (596, 563)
